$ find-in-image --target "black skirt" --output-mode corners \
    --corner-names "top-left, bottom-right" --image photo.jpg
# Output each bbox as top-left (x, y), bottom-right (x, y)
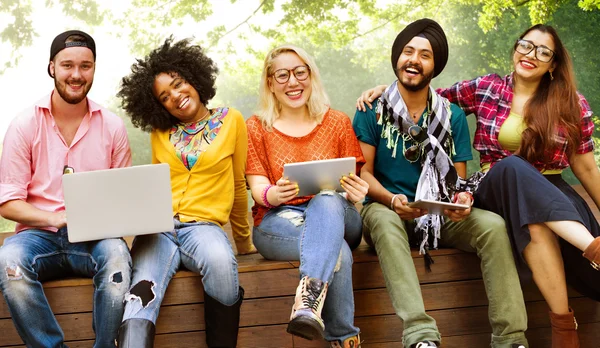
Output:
top-left (473, 155), bottom-right (600, 301)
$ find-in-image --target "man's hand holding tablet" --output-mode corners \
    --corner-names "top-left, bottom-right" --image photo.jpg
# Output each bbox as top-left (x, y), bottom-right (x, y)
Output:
top-left (392, 192), bottom-right (473, 222)
top-left (443, 191), bottom-right (473, 222)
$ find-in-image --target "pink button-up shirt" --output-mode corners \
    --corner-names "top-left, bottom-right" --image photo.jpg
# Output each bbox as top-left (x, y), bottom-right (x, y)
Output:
top-left (0, 92), bottom-right (132, 233)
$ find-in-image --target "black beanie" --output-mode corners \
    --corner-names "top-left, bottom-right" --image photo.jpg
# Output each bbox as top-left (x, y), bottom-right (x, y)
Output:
top-left (48, 30), bottom-right (96, 77)
top-left (391, 18), bottom-right (448, 78)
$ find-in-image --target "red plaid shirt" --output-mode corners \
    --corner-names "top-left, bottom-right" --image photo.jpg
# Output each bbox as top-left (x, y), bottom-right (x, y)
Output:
top-left (437, 73), bottom-right (595, 171)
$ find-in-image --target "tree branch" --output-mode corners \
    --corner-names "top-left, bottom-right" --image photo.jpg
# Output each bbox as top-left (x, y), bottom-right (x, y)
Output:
top-left (215, 0), bottom-right (267, 42)
top-left (353, 11), bottom-right (403, 39)
top-left (515, 0), bottom-right (532, 7)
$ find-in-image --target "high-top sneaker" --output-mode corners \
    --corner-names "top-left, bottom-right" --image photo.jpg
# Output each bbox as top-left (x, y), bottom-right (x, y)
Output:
top-left (330, 334), bottom-right (361, 348)
top-left (549, 308), bottom-right (580, 348)
top-left (287, 276), bottom-right (328, 340)
top-left (583, 236), bottom-right (600, 270)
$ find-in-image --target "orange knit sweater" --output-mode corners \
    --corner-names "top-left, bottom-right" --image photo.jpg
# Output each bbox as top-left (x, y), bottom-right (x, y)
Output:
top-left (246, 108), bottom-right (365, 226)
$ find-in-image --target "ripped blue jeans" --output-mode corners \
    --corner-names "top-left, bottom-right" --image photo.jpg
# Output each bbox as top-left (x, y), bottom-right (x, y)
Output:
top-left (121, 220), bottom-right (239, 324)
top-left (253, 192), bottom-right (362, 342)
top-left (0, 228), bottom-right (131, 348)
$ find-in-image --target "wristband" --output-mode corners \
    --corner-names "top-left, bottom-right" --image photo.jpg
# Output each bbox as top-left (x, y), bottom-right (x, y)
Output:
top-left (390, 194), bottom-right (399, 210)
top-left (262, 184), bottom-right (276, 209)
top-left (453, 191), bottom-right (474, 206)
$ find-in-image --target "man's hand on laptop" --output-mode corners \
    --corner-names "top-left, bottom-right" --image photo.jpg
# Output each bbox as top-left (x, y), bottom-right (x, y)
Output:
top-left (392, 194), bottom-right (427, 220)
top-left (444, 192), bottom-right (473, 222)
top-left (48, 211), bottom-right (67, 229)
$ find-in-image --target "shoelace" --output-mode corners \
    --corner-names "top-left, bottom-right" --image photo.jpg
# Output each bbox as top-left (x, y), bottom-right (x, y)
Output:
top-left (415, 342), bottom-right (436, 348)
top-left (302, 281), bottom-right (324, 311)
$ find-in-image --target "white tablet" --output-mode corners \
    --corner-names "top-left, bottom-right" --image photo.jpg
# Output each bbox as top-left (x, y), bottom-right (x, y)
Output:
top-left (283, 157), bottom-right (357, 196)
top-left (408, 199), bottom-right (470, 215)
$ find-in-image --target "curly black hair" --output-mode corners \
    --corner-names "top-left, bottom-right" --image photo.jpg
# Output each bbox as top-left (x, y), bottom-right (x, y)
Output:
top-left (118, 36), bottom-right (218, 132)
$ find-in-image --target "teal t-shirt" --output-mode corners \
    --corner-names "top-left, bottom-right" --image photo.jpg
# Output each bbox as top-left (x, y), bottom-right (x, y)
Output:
top-left (352, 100), bottom-right (472, 203)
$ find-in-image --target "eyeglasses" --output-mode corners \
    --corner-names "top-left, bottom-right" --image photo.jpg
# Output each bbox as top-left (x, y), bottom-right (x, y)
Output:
top-left (404, 125), bottom-right (428, 162)
top-left (271, 65), bottom-right (310, 84)
top-left (514, 39), bottom-right (556, 63)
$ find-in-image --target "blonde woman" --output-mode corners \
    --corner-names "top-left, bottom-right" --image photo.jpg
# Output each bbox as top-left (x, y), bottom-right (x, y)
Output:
top-left (246, 45), bottom-right (368, 348)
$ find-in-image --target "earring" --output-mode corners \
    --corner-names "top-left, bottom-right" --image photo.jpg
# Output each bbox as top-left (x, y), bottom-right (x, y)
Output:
top-left (549, 70), bottom-right (554, 81)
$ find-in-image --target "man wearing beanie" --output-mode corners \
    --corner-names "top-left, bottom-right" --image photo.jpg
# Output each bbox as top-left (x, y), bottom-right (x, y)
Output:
top-left (353, 19), bottom-right (528, 348)
top-left (0, 30), bottom-right (132, 347)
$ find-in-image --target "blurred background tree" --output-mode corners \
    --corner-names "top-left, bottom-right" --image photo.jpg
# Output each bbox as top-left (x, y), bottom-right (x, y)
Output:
top-left (0, 0), bottom-right (598, 231)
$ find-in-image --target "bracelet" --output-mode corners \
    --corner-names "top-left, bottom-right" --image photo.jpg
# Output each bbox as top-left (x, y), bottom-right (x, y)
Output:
top-left (390, 194), bottom-right (399, 210)
top-left (262, 184), bottom-right (276, 209)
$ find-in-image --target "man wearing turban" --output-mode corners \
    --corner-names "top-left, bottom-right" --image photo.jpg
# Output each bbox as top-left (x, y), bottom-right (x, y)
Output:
top-left (352, 19), bottom-right (529, 348)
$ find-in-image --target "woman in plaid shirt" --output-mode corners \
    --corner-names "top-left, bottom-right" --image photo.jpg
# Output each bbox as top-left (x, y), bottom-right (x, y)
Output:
top-left (358, 24), bottom-right (600, 348)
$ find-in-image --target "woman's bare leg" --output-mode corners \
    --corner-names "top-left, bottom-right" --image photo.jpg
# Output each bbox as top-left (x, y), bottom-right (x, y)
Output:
top-left (524, 223), bottom-right (569, 314)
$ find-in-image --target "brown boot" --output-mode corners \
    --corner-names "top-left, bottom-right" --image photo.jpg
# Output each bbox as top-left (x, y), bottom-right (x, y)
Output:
top-left (583, 236), bottom-right (600, 270)
top-left (330, 334), bottom-right (361, 348)
top-left (549, 308), bottom-right (580, 348)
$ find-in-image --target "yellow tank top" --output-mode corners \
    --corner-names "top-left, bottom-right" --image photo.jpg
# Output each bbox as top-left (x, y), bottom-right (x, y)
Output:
top-left (481, 112), bottom-right (561, 175)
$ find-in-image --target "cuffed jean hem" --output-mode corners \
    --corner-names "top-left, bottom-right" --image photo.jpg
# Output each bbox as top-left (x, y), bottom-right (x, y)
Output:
top-left (402, 324), bottom-right (441, 348)
top-left (325, 330), bottom-right (361, 344)
top-left (491, 332), bottom-right (529, 348)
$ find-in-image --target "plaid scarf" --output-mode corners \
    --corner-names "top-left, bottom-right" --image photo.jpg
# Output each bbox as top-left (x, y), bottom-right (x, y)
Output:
top-left (376, 82), bottom-right (459, 264)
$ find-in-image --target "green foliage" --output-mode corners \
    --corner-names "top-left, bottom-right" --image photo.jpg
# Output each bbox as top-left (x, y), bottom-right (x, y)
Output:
top-left (104, 98), bottom-right (152, 165)
top-left (0, 0), bottom-right (35, 73)
top-left (579, 0), bottom-right (600, 10)
top-left (53, 0), bottom-right (107, 26)
top-left (0, 218), bottom-right (15, 233)
top-left (1, 0), bottom-right (598, 180)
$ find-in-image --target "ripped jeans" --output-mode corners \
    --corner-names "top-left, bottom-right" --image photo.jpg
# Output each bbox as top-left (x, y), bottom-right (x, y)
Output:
top-left (0, 228), bottom-right (132, 348)
top-left (122, 220), bottom-right (239, 324)
top-left (253, 192), bottom-right (362, 342)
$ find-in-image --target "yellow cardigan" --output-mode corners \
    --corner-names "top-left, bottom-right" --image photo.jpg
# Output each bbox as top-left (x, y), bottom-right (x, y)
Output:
top-left (150, 107), bottom-right (252, 254)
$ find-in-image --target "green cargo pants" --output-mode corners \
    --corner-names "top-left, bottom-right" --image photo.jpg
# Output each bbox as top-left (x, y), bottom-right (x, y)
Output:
top-left (361, 202), bottom-right (529, 348)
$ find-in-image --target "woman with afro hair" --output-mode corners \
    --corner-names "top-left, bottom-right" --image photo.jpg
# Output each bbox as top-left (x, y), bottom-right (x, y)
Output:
top-left (116, 37), bottom-right (255, 348)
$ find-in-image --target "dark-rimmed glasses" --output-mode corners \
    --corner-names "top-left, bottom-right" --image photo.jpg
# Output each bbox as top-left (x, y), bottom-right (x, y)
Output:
top-left (271, 65), bottom-right (310, 84)
top-left (514, 39), bottom-right (556, 63)
top-left (404, 125), bottom-right (428, 162)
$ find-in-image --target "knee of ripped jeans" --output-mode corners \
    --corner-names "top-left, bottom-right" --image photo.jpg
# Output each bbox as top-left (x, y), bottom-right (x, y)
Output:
top-left (125, 280), bottom-right (156, 310)
top-left (108, 270), bottom-right (126, 290)
top-left (4, 263), bottom-right (24, 281)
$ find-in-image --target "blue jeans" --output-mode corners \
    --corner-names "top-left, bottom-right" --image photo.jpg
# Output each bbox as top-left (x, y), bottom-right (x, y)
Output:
top-left (253, 192), bottom-right (362, 342)
top-left (0, 228), bottom-right (132, 348)
top-left (122, 220), bottom-right (239, 323)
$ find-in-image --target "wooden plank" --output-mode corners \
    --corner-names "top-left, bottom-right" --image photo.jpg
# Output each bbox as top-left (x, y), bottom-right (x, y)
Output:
top-left (11, 321), bottom-right (599, 348)
top-left (0, 259), bottom-right (585, 321)
top-left (2, 283), bottom-right (598, 346)
top-left (0, 252), bottom-right (488, 318)
top-left (4, 325), bottom-right (295, 348)
top-left (355, 298), bottom-right (600, 346)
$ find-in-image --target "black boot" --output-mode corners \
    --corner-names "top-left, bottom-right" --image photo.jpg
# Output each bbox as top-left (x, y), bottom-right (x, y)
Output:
top-left (204, 287), bottom-right (244, 348)
top-left (117, 318), bottom-right (156, 348)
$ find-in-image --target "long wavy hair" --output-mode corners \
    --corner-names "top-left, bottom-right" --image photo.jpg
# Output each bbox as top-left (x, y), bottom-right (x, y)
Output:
top-left (118, 37), bottom-right (218, 132)
top-left (256, 45), bottom-right (330, 130)
top-left (515, 24), bottom-right (581, 165)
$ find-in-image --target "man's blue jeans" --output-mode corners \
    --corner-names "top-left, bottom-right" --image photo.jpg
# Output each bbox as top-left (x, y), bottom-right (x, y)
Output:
top-left (0, 228), bottom-right (132, 348)
top-left (253, 192), bottom-right (362, 342)
top-left (122, 220), bottom-right (239, 323)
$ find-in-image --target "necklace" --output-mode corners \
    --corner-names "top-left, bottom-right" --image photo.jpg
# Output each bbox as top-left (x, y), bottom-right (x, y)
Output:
top-left (181, 108), bottom-right (212, 135)
top-left (196, 108), bottom-right (211, 122)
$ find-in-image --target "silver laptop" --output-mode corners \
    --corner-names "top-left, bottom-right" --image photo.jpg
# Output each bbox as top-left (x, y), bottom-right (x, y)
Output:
top-left (62, 163), bottom-right (174, 243)
top-left (283, 157), bottom-right (356, 196)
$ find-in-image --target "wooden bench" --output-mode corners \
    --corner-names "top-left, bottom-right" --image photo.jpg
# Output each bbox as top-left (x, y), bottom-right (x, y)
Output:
top-left (1, 186), bottom-right (599, 347)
